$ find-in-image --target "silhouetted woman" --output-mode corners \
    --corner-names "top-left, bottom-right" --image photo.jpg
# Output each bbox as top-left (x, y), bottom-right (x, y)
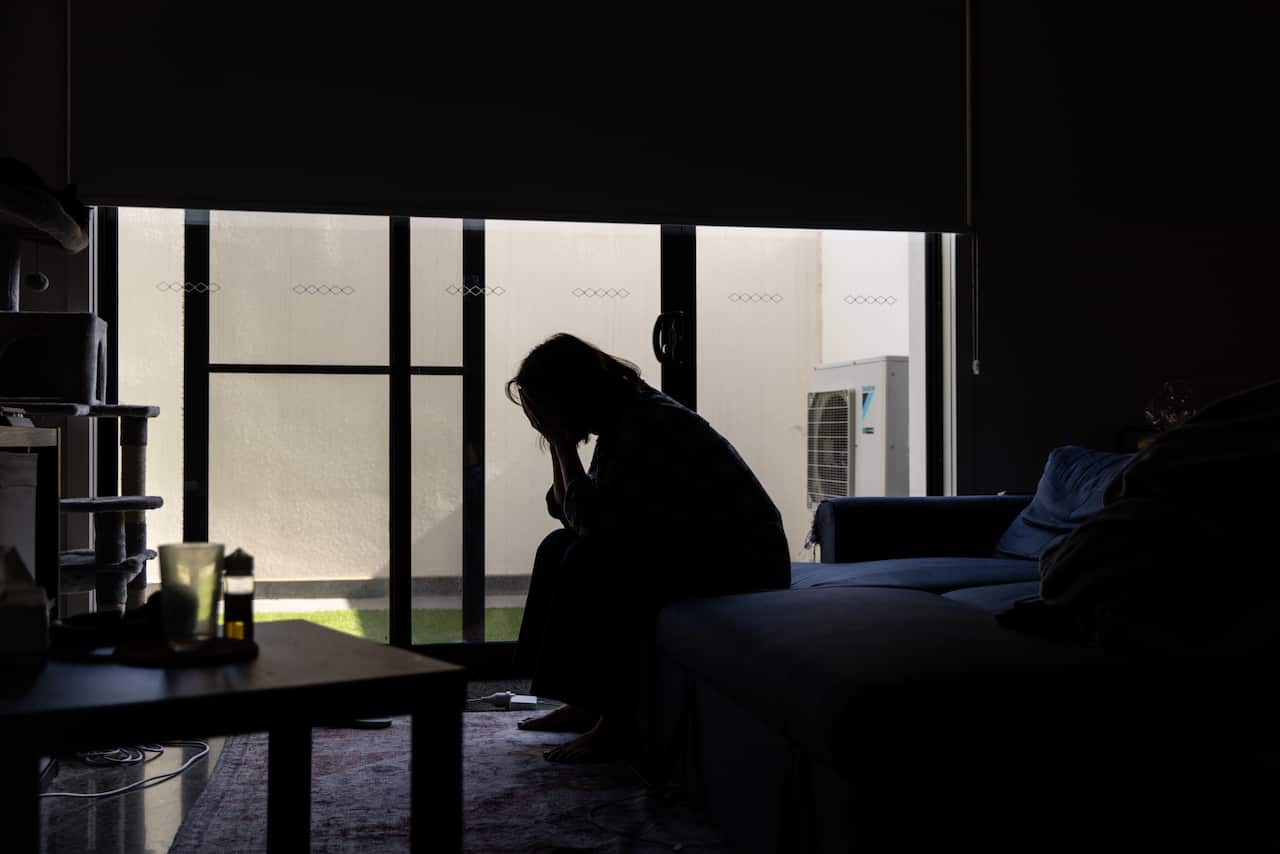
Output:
top-left (510, 333), bottom-right (790, 762)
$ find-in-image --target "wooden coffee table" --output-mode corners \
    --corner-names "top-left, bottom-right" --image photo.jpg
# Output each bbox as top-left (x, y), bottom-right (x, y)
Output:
top-left (0, 620), bottom-right (465, 853)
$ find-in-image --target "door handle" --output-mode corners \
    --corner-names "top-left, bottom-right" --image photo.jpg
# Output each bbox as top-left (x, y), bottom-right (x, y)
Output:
top-left (652, 312), bottom-right (686, 365)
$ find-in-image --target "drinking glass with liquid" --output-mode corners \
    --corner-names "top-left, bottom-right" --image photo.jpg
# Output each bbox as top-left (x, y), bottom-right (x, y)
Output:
top-left (158, 543), bottom-right (225, 650)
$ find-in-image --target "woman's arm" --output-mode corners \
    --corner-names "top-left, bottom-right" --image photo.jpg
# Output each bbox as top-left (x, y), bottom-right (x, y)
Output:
top-left (552, 438), bottom-right (588, 495)
top-left (550, 443), bottom-right (567, 505)
top-left (522, 392), bottom-right (570, 523)
top-left (545, 443), bottom-right (570, 526)
top-left (553, 437), bottom-right (620, 537)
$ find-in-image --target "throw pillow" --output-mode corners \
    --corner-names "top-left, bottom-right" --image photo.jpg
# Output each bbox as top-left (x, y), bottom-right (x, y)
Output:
top-left (994, 445), bottom-right (1134, 559)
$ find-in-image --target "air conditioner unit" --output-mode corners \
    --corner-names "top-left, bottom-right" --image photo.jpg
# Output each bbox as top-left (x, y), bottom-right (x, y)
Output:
top-left (807, 356), bottom-right (908, 506)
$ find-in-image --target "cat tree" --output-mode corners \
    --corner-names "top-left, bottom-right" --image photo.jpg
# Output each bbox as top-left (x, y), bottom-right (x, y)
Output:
top-left (0, 157), bottom-right (162, 614)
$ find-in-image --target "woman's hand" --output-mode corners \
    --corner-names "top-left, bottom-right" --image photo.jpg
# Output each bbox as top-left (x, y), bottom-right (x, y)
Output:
top-left (520, 389), bottom-right (575, 446)
top-left (521, 395), bottom-right (546, 436)
top-left (550, 436), bottom-right (588, 494)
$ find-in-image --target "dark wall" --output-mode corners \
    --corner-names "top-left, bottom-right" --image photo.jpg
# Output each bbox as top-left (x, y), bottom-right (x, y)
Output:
top-left (1, 1), bottom-right (90, 314)
top-left (1, 1), bottom-right (65, 192)
top-left (964, 3), bottom-right (1280, 493)
top-left (1, 0), bottom-right (83, 314)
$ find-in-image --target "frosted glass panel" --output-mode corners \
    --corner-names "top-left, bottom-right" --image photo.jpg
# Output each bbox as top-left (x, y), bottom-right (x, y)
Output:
top-left (209, 211), bottom-right (389, 365)
top-left (117, 207), bottom-right (185, 555)
top-left (410, 218), bottom-right (463, 366)
top-left (697, 228), bottom-right (922, 559)
top-left (209, 374), bottom-right (389, 639)
top-left (484, 220), bottom-right (661, 594)
top-left (411, 377), bottom-right (463, 643)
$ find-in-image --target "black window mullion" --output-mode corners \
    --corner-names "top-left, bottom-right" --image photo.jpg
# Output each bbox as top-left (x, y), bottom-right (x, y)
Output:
top-left (925, 233), bottom-right (945, 495)
top-left (389, 216), bottom-right (412, 647)
top-left (207, 365), bottom-right (463, 375)
top-left (208, 364), bottom-right (392, 375)
top-left (659, 225), bottom-right (697, 408)
top-left (461, 220), bottom-right (485, 644)
top-left (184, 210), bottom-right (211, 542)
top-left (409, 366), bottom-right (465, 376)
top-left (96, 207), bottom-right (119, 499)
top-left (953, 233), bottom-right (977, 494)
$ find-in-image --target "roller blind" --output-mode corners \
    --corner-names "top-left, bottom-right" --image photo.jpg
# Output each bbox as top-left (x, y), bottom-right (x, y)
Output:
top-left (70, 3), bottom-right (966, 230)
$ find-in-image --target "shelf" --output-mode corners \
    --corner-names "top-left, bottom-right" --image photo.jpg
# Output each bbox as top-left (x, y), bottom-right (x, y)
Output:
top-left (60, 550), bottom-right (155, 593)
top-left (89, 404), bottom-right (160, 418)
top-left (60, 548), bottom-right (157, 568)
top-left (0, 399), bottom-right (159, 418)
top-left (0, 400), bottom-right (90, 415)
top-left (60, 496), bottom-right (164, 513)
top-left (2, 398), bottom-right (165, 615)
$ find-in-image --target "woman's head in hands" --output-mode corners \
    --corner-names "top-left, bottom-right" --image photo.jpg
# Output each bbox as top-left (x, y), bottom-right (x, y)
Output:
top-left (506, 333), bottom-right (642, 446)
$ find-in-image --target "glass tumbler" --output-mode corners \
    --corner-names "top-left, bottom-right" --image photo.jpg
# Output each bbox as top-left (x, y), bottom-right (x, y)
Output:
top-left (158, 543), bottom-right (225, 649)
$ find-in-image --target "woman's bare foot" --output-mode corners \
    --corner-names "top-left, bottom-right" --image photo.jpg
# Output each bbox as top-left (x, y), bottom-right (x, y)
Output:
top-left (517, 703), bottom-right (599, 733)
top-left (543, 716), bottom-right (626, 763)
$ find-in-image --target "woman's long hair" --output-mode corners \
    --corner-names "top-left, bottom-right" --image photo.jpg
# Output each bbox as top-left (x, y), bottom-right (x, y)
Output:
top-left (506, 333), bottom-right (641, 442)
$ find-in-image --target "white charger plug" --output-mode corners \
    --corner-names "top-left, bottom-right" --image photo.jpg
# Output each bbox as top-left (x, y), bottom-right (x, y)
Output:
top-left (470, 691), bottom-right (538, 710)
top-left (479, 691), bottom-right (515, 708)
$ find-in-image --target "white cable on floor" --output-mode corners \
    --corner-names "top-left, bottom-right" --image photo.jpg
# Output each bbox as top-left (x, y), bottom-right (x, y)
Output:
top-left (40, 741), bottom-right (210, 800)
top-left (75, 744), bottom-right (165, 767)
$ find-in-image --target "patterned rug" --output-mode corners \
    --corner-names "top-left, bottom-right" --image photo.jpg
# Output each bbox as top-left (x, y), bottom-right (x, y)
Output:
top-left (169, 712), bottom-right (728, 853)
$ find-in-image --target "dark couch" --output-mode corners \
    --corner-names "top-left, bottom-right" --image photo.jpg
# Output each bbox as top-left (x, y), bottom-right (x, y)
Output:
top-left (653, 447), bottom-right (1274, 851)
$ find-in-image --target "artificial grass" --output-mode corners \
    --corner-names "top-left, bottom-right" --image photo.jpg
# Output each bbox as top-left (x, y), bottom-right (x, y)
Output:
top-left (254, 607), bottom-right (525, 643)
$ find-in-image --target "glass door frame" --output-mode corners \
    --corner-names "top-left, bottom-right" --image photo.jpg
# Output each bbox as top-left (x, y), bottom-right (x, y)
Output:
top-left (97, 209), bottom-right (947, 675)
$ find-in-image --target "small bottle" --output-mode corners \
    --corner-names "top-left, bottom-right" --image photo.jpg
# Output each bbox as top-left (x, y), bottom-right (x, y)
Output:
top-left (223, 548), bottom-right (255, 641)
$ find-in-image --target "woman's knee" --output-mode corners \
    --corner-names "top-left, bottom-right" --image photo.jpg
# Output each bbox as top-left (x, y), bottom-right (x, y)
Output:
top-left (535, 528), bottom-right (578, 567)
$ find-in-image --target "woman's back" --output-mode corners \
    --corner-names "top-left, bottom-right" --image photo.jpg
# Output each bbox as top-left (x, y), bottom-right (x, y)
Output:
top-left (581, 381), bottom-right (791, 593)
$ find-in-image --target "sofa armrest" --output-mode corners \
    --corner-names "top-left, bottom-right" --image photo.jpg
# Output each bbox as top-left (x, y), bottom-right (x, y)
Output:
top-left (810, 496), bottom-right (1033, 563)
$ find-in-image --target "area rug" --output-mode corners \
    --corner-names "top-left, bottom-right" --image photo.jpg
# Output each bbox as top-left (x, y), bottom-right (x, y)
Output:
top-left (169, 712), bottom-right (728, 853)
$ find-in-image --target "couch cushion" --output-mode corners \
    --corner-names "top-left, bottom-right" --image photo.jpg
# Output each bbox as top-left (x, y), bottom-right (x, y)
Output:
top-left (791, 556), bottom-right (1038, 593)
top-left (942, 581), bottom-right (1041, 613)
top-left (657, 587), bottom-right (1100, 776)
top-left (994, 445), bottom-right (1134, 559)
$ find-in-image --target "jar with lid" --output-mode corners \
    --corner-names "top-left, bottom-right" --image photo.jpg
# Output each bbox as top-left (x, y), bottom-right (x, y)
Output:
top-left (222, 548), bottom-right (255, 641)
